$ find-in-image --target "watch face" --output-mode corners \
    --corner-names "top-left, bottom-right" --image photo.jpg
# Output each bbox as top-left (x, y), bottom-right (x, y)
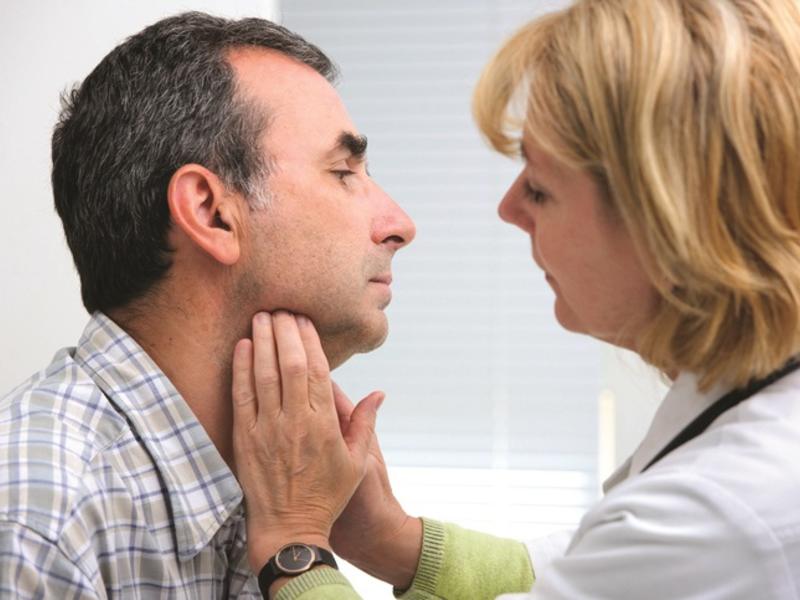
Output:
top-left (275, 544), bottom-right (316, 574)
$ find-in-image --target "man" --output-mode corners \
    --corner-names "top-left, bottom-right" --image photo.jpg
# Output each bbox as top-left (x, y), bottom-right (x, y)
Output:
top-left (0, 12), bottom-right (414, 597)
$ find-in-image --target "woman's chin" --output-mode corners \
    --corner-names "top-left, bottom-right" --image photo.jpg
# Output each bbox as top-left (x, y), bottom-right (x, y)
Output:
top-left (553, 299), bottom-right (585, 335)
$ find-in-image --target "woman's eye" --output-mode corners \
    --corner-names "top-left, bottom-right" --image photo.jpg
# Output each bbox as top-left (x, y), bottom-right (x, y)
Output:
top-left (524, 182), bottom-right (547, 204)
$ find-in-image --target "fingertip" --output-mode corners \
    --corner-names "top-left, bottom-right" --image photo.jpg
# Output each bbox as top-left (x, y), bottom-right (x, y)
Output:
top-left (253, 312), bottom-right (270, 329)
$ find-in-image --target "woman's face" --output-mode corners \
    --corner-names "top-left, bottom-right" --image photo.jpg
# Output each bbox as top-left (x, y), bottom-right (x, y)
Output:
top-left (498, 138), bottom-right (659, 349)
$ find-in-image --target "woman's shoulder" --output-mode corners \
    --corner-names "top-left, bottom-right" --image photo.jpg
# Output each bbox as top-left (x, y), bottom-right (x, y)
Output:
top-left (549, 462), bottom-right (797, 599)
top-left (588, 398), bottom-right (800, 559)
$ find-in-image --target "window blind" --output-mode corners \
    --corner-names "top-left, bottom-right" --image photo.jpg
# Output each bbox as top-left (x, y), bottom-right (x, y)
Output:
top-left (280, 1), bottom-right (604, 595)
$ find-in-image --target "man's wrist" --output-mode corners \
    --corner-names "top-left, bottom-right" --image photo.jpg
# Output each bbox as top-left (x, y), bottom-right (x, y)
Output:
top-left (249, 532), bottom-right (332, 573)
top-left (261, 545), bottom-right (337, 599)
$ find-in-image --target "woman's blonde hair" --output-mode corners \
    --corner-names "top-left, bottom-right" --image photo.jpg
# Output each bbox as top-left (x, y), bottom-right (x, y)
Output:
top-left (475, 0), bottom-right (800, 390)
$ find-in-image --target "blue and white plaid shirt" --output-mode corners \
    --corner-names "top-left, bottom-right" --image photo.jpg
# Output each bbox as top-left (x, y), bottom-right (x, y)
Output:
top-left (0, 313), bottom-right (260, 598)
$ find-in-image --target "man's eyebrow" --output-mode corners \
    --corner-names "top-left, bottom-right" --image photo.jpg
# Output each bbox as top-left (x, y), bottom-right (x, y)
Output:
top-left (331, 131), bottom-right (368, 160)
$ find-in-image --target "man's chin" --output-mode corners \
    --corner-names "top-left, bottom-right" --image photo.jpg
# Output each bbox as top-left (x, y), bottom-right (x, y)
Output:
top-left (359, 322), bottom-right (389, 354)
top-left (323, 317), bottom-right (389, 370)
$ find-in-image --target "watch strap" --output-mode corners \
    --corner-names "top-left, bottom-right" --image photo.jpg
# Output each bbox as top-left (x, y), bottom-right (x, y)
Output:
top-left (258, 544), bottom-right (338, 596)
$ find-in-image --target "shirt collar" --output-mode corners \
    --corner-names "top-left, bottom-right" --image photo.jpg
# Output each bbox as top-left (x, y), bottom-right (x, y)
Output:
top-left (603, 371), bottom-right (731, 493)
top-left (74, 312), bottom-right (243, 560)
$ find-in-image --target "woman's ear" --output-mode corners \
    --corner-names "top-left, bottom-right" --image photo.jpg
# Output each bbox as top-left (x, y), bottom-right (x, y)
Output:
top-left (167, 164), bottom-right (243, 265)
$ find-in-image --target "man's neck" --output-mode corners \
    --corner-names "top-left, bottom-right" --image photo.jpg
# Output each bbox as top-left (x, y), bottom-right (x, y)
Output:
top-left (106, 290), bottom-right (359, 473)
top-left (107, 299), bottom-right (244, 470)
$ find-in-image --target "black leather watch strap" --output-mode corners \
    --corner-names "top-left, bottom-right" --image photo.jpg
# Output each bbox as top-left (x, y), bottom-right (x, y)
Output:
top-left (257, 543), bottom-right (338, 596)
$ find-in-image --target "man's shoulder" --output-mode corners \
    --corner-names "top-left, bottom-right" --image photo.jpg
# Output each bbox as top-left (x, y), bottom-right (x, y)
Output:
top-left (0, 347), bottom-right (129, 539)
top-left (1, 346), bottom-right (127, 450)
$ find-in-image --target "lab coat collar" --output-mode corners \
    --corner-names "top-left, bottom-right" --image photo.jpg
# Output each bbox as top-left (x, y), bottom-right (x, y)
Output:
top-left (602, 371), bottom-right (731, 493)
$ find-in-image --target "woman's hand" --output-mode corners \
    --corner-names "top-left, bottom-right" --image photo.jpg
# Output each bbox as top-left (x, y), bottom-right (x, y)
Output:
top-left (329, 383), bottom-right (423, 590)
top-left (231, 311), bottom-right (384, 573)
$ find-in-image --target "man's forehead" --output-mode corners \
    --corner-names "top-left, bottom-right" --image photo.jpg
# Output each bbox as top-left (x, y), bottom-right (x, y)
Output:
top-left (228, 46), bottom-right (308, 77)
top-left (228, 47), bottom-right (337, 108)
top-left (229, 48), bottom-right (361, 159)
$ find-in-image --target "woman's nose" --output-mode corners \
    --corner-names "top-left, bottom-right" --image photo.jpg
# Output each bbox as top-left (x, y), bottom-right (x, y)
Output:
top-left (497, 190), bottom-right (516, 224)
top-left (497, 171), bottom-right (530, 229)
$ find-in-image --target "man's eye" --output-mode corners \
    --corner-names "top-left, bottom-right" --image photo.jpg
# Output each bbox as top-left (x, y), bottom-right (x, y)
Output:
top-left (332, 170), bottom-right (355, 181)
top-left (524, 182), bottom-right (547, 204)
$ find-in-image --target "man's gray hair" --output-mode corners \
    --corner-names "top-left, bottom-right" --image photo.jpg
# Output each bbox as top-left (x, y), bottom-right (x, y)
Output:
top-left (51, 12), bottom-right (338, 313)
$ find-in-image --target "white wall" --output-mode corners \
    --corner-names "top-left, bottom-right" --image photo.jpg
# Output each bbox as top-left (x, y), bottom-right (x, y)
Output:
top-left (0, 0), bottom-right (277, 393)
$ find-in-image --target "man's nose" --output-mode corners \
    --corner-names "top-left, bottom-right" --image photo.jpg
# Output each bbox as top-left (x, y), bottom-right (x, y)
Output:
top-left (372, 186), bottom-right (416, 250)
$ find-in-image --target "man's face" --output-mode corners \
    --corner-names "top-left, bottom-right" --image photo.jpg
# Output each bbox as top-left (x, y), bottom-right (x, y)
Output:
top-left (229, 49), bottom-right (415, 368)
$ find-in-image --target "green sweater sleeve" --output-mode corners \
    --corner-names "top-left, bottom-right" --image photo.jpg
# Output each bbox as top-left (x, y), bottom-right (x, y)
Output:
top-left (396, 518), bottom-right (534, 599)
top-left (273, 567), bottom-right (361, 600)
top-left (273, 518), bottom-right (534, 600)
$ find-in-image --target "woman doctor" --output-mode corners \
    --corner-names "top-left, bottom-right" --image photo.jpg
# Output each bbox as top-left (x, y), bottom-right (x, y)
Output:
top-left (232, 0), bottom-right (800, 598)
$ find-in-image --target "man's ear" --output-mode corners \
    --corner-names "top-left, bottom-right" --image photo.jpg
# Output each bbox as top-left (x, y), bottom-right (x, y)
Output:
top-left (167, 164), bottom-right (243, 265)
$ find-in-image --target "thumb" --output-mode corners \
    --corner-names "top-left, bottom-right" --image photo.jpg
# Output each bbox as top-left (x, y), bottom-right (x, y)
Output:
top-left (344, 391), bottom-right (384, 465)
top-left (332, 381), bottom-right (356, 434)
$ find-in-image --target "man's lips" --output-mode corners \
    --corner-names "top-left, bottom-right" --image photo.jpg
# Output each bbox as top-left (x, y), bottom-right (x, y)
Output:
top-left (369, 274), bottom-right (393, 285)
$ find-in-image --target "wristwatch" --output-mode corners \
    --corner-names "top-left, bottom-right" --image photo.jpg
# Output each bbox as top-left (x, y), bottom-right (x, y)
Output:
top-left (257, 543), bottom-right (338, 594)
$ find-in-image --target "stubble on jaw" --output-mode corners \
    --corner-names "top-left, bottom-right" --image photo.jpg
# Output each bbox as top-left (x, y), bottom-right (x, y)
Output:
top-left (323, 314), bottom-right (389, 369)
top-left (227, 260), bottom-right (390, 371)
top-left (229, 216), bottom-right (391, 369)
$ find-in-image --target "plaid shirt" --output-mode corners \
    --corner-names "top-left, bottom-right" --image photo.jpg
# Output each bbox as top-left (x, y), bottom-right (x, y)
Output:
top-left (0, 313), bottom-right (260, 598)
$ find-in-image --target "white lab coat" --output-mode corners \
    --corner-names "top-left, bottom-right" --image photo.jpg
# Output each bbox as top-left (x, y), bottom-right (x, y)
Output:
top-left (502, 370), bottom-right (800, 599)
